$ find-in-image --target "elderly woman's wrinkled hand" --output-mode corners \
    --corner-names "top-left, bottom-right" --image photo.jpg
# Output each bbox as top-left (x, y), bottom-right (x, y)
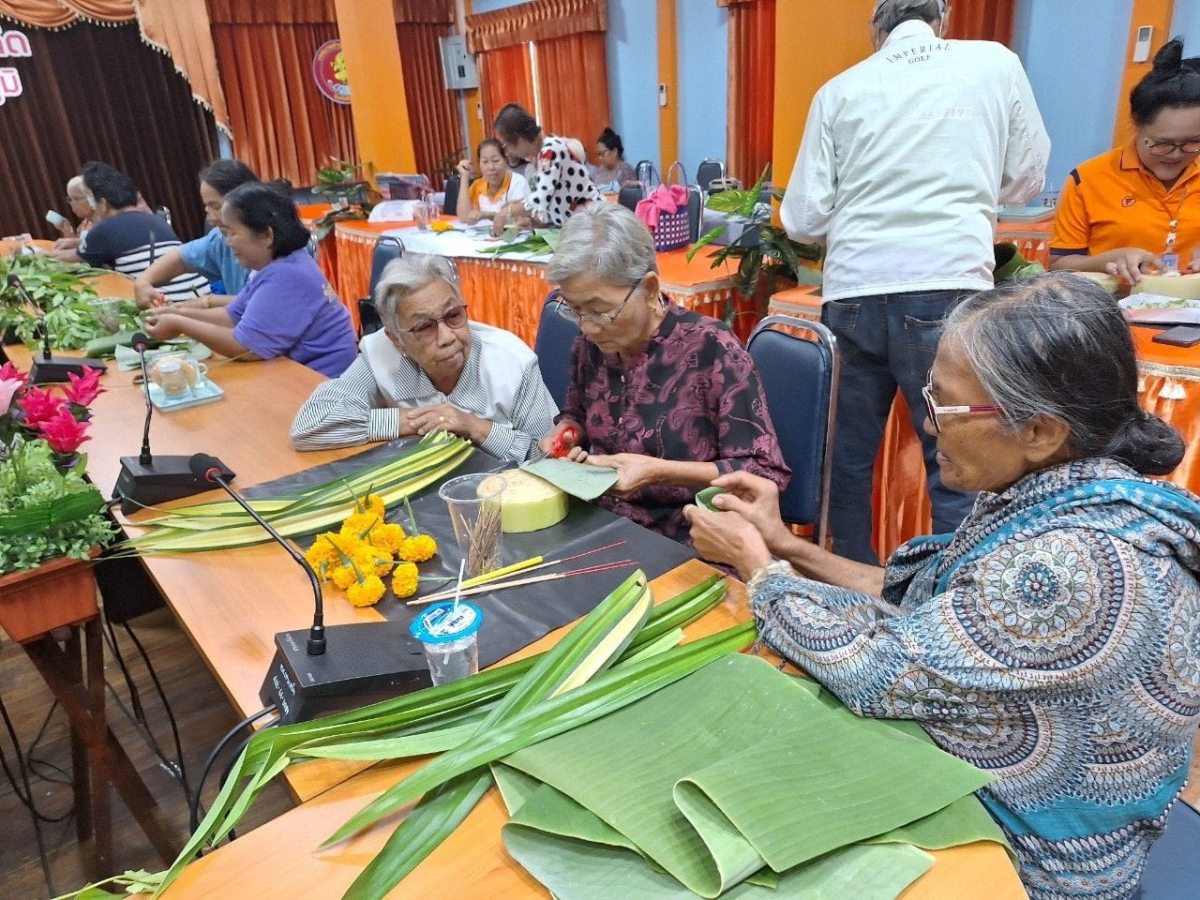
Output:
top-left (143, 313), bottom-right (183, 342)
top-left (684, 505), bottom-right (773, 579)
top-left (584, 452), bottom-right (658, 499)
top-left (710, 471), bottom-right (791, 554)
top-left (407, 403), bottom-right (489, 445)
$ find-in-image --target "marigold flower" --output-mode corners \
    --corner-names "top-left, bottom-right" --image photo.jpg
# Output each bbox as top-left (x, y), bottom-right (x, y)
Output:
top-left (363, 494), bottom-right (386, 519)
top-left (370, 522), bottom-right (406, 554)
top-left (399, 533), bottom-right (437, 563)
top-left (305, 537), bottom-right (340, 576)
top-left (342, 512), bottom-right (379, 539)
top-left (352, 545), bottom-right (393, 578)
top-left (331, 565), bottom-right (357, 590)
top-left (391, 562), bottom-right (419, 599)
top-left (347, 575), bottom-right (386, 607)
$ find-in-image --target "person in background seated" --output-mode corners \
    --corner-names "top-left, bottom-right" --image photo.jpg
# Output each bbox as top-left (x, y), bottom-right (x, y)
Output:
top-left (290, 254), bottom-right (556, 461)
top-left (144, 183), bottom-right (356, 378)
top-left (491, 103), bottom-right (601, 235)
top-left (48, 176), bottom-right (97, 257)
top-left (454, 138), bottom-right (531, 226)
top-left (685, 273), bottom-right (1200, 900)
top-left (66, 163), bottom-right (212, 303)
top-left (134, 159), bottom-right (259, 309)
top-left (593, 127), bottom-right (637, 190)
top-left (1050, 39), bottom-right (1200, 283)
top-left (539, 203), bottom-right (789, 544)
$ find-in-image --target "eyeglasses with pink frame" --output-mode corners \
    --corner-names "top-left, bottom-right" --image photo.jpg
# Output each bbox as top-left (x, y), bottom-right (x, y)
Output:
top-left (921, 371), bottom-right (1002, 432)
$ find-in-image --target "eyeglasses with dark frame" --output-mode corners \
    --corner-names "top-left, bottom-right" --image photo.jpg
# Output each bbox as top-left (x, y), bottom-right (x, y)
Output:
top-left (921, 371), bottom-right (1002, 433)
top-left (1142, 136), bottom-right (1200, 157)
top-left (399, 303), bottom-right (469, 342)
top-left (553, 274), bottom-right (645, 326)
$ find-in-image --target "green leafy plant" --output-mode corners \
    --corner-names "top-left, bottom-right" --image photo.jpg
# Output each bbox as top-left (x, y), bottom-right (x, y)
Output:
top-left (312, 157), bottom-right (379, 241)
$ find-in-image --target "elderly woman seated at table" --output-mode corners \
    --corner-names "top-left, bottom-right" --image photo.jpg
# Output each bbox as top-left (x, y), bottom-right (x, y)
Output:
top-left (685, 273), bottom-right (1200, 900)
top-left (145, 183), bottom-right (356, 377)
top-left (290, 254), bottom-right (557, 461)
top-left (539, 203), bottom-right (789, 543)
top-left (454, 138), bottom-right (531, 225)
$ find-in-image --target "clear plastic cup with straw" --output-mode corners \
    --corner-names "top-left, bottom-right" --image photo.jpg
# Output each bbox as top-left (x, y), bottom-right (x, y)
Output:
top-left (409, 601), bottom-right (483, 686)
top-left (438, 473), bottom-right (506, 578)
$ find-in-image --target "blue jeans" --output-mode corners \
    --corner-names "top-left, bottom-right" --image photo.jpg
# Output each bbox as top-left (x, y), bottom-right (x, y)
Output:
top-left (821, 290), bottom-right (977, 565)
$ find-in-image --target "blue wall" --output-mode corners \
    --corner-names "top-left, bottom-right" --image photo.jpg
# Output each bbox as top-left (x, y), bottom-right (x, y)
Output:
top-left (605, 0), bottom-right (659, 170)
top-left (675, 2), bottom-right (728, 179)
top-left (1012, 0), bottom-right (1131, 195)
top-left (1174, 3), bottom-right (1200, 48)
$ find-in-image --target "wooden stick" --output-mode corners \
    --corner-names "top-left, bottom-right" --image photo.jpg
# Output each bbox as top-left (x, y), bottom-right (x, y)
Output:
top-left (407, 560), bottom-right (636, 605)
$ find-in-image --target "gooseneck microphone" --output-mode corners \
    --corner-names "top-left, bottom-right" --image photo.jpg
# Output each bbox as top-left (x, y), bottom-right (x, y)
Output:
top-left (7, 273), bottom-right (52, 361)
top-left (189, 454), bottom-right (326, 656)
top-left (6, 274), bottom-right (105, 384)
top-left (132, 332), bottom-right (154, 466)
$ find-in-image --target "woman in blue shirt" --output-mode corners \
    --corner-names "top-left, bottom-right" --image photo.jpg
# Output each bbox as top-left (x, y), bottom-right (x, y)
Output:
top-left (144, 183), bottom-right (357, 378)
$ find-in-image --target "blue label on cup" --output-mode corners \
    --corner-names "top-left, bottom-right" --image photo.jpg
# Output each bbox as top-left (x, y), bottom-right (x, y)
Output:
top-left (410, 602), bottom-right (483, 645)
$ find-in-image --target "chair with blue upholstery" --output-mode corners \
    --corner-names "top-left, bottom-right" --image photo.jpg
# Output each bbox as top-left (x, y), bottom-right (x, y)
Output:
top-left (535, 292), bottom-right (581, 410)
top-left (1135, 799), bottom-right (1200, 899)
top-left (746, 315), bottom-right (839, 546)
top-left (358, 236), bottom-right (405, 336)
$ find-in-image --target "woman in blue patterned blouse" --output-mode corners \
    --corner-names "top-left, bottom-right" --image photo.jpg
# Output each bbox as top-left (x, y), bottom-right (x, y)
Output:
top-left (685, 272), bottom-right (1200, 900)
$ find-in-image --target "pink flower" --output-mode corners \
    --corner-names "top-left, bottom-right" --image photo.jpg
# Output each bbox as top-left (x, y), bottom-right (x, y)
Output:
top-left (36, 406), bottom-right (91, 455)
top-left (62, 367), bottom-right (103, 407)
top-left (0, 377), bottom-right (20, 417)
top-left (18, 386), bottom-right (65, 428)
top-left (0, 362), bottom-right (28, 386)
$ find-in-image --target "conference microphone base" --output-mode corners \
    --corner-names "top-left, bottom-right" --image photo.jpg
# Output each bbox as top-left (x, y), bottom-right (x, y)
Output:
top-left (113, 455), bottom-right (235, 515)
top-left (260, 623), bottom-right (433, 724)
top-left (30, 355), bottom-right (107, 384)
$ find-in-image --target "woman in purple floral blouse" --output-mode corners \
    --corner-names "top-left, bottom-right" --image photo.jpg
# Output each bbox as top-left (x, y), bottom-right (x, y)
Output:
top-left (538, 203), bottom-right (790, 544)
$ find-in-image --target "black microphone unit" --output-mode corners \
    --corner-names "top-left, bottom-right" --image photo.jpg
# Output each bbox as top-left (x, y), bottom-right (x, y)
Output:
top-left (111, 333), bottom-right (234, 514)
top-left (186, 456), bottom-right (433, 724)
top-left (6, 274), bottom-right (106, 384)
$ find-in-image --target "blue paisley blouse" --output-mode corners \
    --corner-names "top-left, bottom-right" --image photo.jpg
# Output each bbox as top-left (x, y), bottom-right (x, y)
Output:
top-left (748, 458), bottom-right (1200, 900)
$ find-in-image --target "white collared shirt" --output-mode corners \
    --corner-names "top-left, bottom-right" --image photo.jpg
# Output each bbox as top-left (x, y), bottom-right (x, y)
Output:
top-left (781, 20), bottom-right (1050, 302)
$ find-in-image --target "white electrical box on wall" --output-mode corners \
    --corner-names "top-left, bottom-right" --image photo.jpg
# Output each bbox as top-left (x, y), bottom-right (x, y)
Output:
top-left (439, 35), bottom-right (479, 90)
top-left (1133, 25), bottom-right (1154, 63)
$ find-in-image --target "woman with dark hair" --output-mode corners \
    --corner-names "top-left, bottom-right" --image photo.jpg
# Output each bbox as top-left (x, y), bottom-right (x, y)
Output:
top-left (686, 272), bottom-right (1200, 899)
top-left (134, 159), bottom-right (260, 308)
top-left (1051, 38), bottom-right (1200, 283)
top-left (454, 138), bottom-right (531, 225)
top-left (593, 127), bottom-right (636, 189)
top-left (144, 183), bottom-right (357, 377)
top-left (491, 102), bottom-right (600, 235)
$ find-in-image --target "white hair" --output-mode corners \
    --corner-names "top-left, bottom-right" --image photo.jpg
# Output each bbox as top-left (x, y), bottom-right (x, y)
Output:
top-left (374, 253), bottom-right (462, 333)
top-left (547, 203), bottom-right (658, 287)
top-left (872, 0), bottom-right (945, 33)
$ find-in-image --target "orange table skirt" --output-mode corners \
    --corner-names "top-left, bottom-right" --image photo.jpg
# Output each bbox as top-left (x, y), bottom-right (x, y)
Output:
top-left (770, 288), bottom-right (1200, 560)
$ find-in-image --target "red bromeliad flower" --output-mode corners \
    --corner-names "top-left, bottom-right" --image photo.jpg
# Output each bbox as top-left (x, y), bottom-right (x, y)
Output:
top-left (37, 406), bottom-right (91, 455)
top-left (18, 386), bottom-right (65, 428)
top-left (62, 367), bottom-right (103, 407)
top-left (0, 362), bottom-right (28, 387)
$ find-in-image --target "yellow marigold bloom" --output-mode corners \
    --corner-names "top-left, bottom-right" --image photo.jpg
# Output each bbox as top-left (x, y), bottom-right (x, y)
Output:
top-left (304, 537), bottom-right (339, 575)
top-left (391, 562), bottom-right (419, 599)
top-left (430, 220), bottom-right (454, 233)
top-left (352, 546), bottom-right (393, 578)
top-left (330, 565), bottom-right (357, 591)
top-left (347, 575), bottom-right (386, 607)
top-left (363, 494), bottom-right (386, 519)
top-left (370, 522), bottom-right (407, 554)
top-left (400, 533), bottom-right (437, 563)
top-left (342, 512), bottom-right (379, 540)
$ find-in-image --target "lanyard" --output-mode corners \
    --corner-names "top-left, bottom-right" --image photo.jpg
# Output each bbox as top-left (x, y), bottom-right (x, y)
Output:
top-left (1163, 188), bottom-right (1192, 272)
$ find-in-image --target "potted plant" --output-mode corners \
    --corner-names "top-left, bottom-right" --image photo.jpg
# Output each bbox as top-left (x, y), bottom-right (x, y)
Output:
top-left (687, 167), bottom-right (823, 332)
top-left (0, 362), bottom-right (114, 640)
top-left (311, 157), bottom-right (379, 241)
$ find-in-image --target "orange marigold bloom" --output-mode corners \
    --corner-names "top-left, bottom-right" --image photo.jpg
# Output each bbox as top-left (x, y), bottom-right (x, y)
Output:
top-left (391, 563), bottom-right (419, 599)
top-left (347, 575), bottom-right (386, 607)
top-left (400, 533), bottom-right (437, 563)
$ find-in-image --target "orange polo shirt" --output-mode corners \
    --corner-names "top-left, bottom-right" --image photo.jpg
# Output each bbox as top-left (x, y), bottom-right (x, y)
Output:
top-left (1050, 141), bottom-right (1200, 271)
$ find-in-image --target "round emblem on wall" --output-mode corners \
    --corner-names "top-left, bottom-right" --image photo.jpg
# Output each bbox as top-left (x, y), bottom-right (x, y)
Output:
top-left (312, 39), bottom-right (350, 105)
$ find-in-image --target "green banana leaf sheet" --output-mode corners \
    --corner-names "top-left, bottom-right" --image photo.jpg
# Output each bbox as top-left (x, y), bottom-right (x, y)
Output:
top-left (497, 654), bottom-right (1012, 899)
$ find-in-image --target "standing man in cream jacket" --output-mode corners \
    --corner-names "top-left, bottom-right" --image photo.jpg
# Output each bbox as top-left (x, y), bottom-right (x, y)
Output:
top-left (782, 0), bottom-right (1050, 564)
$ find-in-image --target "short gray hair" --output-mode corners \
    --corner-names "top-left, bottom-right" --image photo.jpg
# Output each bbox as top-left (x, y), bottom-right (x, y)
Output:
top-left (942, 273), bottom-right (1183, 476)
top-left (547, 203), bottom-right (658, 286)
top-left (373, 253), bottom-right (462, 334)
top-left (872, 0), bottom-right (945, 34)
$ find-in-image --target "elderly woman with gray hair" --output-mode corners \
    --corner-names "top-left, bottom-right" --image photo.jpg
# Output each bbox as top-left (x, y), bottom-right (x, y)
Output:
top-left (685, 272), bottom-right (1200, 900)
top-left (539, 203), bottom-right (789, 543)
top-left (290, 253), bottom-right (557, 461)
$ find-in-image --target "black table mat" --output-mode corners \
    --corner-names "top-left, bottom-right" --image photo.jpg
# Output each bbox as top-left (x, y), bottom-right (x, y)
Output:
top-left (244, 441), bottom-right (696, 668)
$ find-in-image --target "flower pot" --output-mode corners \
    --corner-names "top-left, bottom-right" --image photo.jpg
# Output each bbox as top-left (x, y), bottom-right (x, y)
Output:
top-left (0, 548), bottom-right (100, 642)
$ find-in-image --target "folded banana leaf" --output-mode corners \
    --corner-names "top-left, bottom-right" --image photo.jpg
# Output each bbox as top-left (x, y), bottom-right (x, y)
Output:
top-left (498, 654), bottom-right (1011, 900)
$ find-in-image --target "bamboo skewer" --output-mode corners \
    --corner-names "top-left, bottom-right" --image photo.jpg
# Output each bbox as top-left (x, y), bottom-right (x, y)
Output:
top-left (406, 560), bottom-right (637, 606)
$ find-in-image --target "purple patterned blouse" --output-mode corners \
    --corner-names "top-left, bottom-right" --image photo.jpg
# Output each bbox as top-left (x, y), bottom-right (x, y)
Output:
top-left (557, 301), bottom-right (790, 543)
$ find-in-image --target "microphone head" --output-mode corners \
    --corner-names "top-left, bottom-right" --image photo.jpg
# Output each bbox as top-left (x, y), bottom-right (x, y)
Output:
top-left (6, 273), bottom-right (21, 289)
top-left (189, 453), bottom-right (223, 483)
top-left (130, 331), bottom-right (150, 352)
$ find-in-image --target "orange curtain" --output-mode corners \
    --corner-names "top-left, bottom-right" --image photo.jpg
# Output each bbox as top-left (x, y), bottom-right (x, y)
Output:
top-left (465, 0), bottom-right (605, 53)
top-left (207, 0), bottom-right (357, 187)
top-left (534, 32), bottom-right (610, 150)
top-left (396, 22), bottom-right (463, 188)
top-left (478, 42), bottom-right (535, 135)
top-left (945, 0), bottom-right (1015, 45)
top-left (725, 0), bottom-right (775, 186)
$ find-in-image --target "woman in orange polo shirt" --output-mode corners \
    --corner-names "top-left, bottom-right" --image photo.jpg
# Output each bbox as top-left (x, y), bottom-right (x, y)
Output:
top-left (454, 138), bottom-right (531, 226)
top-left (1050, 40), bottom-right (1200, 284)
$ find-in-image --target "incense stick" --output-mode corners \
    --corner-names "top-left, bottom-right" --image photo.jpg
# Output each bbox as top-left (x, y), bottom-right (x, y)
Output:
top-left (406, 560), bottom-right (636, 606)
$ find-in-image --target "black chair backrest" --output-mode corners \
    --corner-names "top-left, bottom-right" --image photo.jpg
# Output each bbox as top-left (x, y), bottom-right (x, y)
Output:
top-left (747, 315), bottom-right (838, 545)
top-left (686, 187), bottom-right (702, 243)
top-left (443, 175), bottom-right (460, 216)
top-left (535, 293), bottom-right (581, 409)
top-left (358, 236), bottom-right (405, 336)
top-left (617, 184), bottom-right (643, 212)
top-left (696, 158), bottom-right (726, 193)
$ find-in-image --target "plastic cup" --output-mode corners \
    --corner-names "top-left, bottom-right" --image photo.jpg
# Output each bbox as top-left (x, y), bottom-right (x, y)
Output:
top-left (438, 473), bottom-right (506, 578)
top-left (410, 601), bottom-right (483, 685)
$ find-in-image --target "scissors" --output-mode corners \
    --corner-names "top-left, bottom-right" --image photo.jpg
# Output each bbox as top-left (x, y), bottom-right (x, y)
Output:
top-left (549, 423), bottom-right (580, 459)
